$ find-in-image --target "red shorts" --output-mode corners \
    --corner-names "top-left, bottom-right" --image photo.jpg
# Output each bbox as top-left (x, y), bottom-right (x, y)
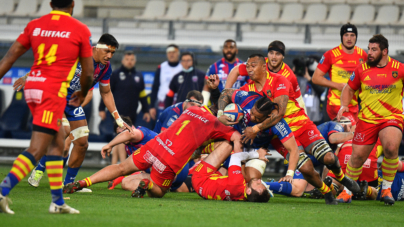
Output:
top-left (327, 105), bottom-right (358, 125)
top-left (24, 89), bottom-right (65, 132)
top-left (191, 161), bottom-right (220, 196)
top-left (327, 167), bottom-right (378, 182)
top-left (131, 145), bottom-right (176, 189)
top-left (294, 121), bottom-right (324, 151)
top-left (353, 119), bottom-right (404, 145)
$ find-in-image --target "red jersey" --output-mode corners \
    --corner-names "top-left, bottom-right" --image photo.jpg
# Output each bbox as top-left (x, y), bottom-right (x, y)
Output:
top-left (239, 72), bottom-right (308, 133)
top-left (317, 45), bottom-right (367, 108)
top-left (196, 165), bottom-right (246, 201)
top-left (330, 140), bottom-right (382, 182)
top-left (145, 106), bottom-right (236, 174)
top-left (239, 60), bottom-right (301, 98)
top-left (348, 57), bottom-right (404, 125)
top-left (17, 10), bottom-right (92, 98)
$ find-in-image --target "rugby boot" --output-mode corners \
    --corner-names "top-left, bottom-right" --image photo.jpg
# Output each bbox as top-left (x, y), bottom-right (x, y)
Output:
top-left (0, 192), bottom-right (14, 214)
top-left (307, 188), bottom-right (324, 199)
top-left (324, 192), bottom-right (338, 205)
top-left (63, 180), bottom-right (87, 194)
top-left (339, 175), bottom-right (360, 193)
top-left (336, 190), bottom-right (352, 203)
top-left (131, 179), bottom-right (150, 198)
top-left (324, 177), bottom-right (334, 193)
top-left (380, 188), bottom-right (395, 205)
top-left (49, 202), bottom-right (79, 214)
top-left (352, 180), bottom-right (368, 200)
top-left (28, 169), bottom-right (44, 188)
top-left (108, 176), bottom-right (125, 190)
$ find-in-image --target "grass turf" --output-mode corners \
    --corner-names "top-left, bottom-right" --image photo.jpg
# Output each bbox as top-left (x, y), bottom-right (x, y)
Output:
top-left (1, 165), bottom-right (403, 227)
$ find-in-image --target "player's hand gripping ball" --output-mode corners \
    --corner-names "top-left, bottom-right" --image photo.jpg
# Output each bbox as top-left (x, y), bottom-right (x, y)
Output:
top-left (224, 103), bottom-right (244, 122)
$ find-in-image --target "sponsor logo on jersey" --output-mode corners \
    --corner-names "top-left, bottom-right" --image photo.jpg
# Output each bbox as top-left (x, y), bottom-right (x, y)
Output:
top-left (319, 55), bottom-right (325, 64)
top-left (183, 110), bottom-right (209, 123)
top-left (348, 60), bottom-right (357, 64)
top-left (233, 170), bottom-right (242, 175)
top-left (24, 89), bottom-right (43, 104)
top-left (167, 117), bottom-right (175, 127)
top-left (275, 121), bottom-right (289, 137)
top-left (27, 70), bottom-right (46, 82)
top-left (32, 28), bottom-right (71, 38)
top-left (237, 90), bottom-right (248, 97)
top-left (144, 150), bottom-right (166, 174)
top-left (364, 76), bottom-right (371, 81)
top-left (156, 136), bottom-right (175, 156)
top-left (277, 84), bottom-right (286, 91)
top-left (266, 90), bottom-right (272, 98)
top-left (344, 154), bottom-right (371, 168)
top-left (359, 58), bottom-right (364, 64)
top-left (73, 107), bottom-right (85, 117)
top-left (377, 74), bottom-right (387, 77)
top-left (354, 132), bottom-right (365, 142)
top-left (350, 72), bottom-right (355, 81)
top-left (308, 130), bottom-right (315, 136)
top-left (295, 170), bottom-right (301, 176)
top-left (392, 71), bottom-right (398, 78)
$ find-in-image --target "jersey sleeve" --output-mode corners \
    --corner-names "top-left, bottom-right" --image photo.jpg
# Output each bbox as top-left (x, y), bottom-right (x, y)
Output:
top-left (347, 66), bottom-right (361, 91)
top-left (153, 108), bottom-right (169, 133)
top-left (227, 165), bottom-right (246, 199)
top-left (238, 63), bottom-right (248, 76)
top-left (328, 122), bottom-right (344, 137)
top-left (205, 64), bottom-right (216, 80)
top-left (273, 76), bottom-right (291, 98)
top-left (316, 51), bottom-right (332, 73)
top-left (231, 90), bottom-right (249, 104)
top-left (16, 22), bottom-right (32, 49)
top-left (78, 24), bottom-right (93, 58)
top-left (209, 117), bottom-right (236, 141)
top-left (271, 119), bottom-right (293, 143)
top-left (99, 64), bottom-right (112, 86)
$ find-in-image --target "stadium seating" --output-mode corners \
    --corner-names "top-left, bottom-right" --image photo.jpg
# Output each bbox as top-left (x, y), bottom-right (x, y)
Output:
top-left (368, 5), bottom-right (399, 25)
top-left (349, 5), bottom-right (375, 25)
top-left (182, 1), bottom-right (211, 22)
top-left (248, 3), bottom-right (280, 24)
top-left (225, 2), bottom-right (257, 23)
top-left (0, 0), bottom-right (14, 16)
top-left (296, 4), bottom-right (327, 24)
top-left (319, 4), bottom-right (351, 25)
top-left (273, 3), bottom-right (304, 24)
top-left (157, 1), bottom-right (189, 21)
top-left (35, 0), bottom-right (52, 17)
top-left (135, 0), bottom-right (166, 20)
top-left (9, 0), bottom-right (37, 16)
top-left (203, 2), bottom-right (234, 22)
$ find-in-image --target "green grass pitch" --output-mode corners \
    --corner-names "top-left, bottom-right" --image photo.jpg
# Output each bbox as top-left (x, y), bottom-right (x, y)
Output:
top-left (1, 165), bottom-right (403, 227)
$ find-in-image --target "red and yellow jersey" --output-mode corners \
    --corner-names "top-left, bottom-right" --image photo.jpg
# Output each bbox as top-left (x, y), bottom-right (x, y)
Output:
top-left (317, 44), bottom-right (367, 108)
top-left (145, 106), bottom-right (236, 174)
top-left (331, 139), bottom-right (382, 182)
top-left (239, 72), bottom-right (308, 133)
top-left (17, 10), bottom-right (93, 97)
top-left (239, 60), bottom-right (301, 98)
top-left (348, 57), bottom-right (404, 124)
top-left (195, 165), bottom-right (247, 201)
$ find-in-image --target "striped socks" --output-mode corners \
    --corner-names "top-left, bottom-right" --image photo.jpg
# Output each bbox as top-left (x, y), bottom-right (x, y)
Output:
top-left (46, 156), bottom-right (64, 205)
top-left (318, 182), bottom-right (331, 195)
top-left (0, 151), bottom-right (36, 196)
top-left (346, 163), bottom-right (362, 181)
top-left (381, 157), bottom-right (399, 190)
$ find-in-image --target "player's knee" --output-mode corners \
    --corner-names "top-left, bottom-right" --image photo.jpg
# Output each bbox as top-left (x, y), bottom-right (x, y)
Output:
top-left (383, 144), bottom-right (398, 157)
top-left (70, 126), bottom-right (90, 148)
top-left (311, 140), bottom-right (333, 164)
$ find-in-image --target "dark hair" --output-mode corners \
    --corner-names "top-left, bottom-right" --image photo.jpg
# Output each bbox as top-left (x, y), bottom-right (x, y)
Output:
top-left (248, 54), bottom-right (266, 64)
top-left (167, 44), bottom-right (179, 49)
top-left (181, 51), bottom-right (194, 62)
top-left (51, 0), bottom-right (73, 8)
top-left (98, 33), bottom-right (119, 49)
top-left (113, 116), bottom-right (133, 133)
top-left (224, 39), bottom-right (237, 47)
top-left (268, 40), bottom-right (285, 55)
top-left (124, 51), bottom-right (135, 56)
top-left (253, 96), bottom-right (279, 116)
top-left (369, 34), bottom-right (389, 53)
top-left (246, 187), bottom-right (270, 203)
top-left (186, 90), bottom-right (203, 102)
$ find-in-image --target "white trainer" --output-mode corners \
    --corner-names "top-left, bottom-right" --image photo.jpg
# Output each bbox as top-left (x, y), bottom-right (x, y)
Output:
top-left (76, 188), bottom-right (92, 193)
top-left (28, 169), bottom-right (44, 188)
top-left (0, 193), bottom-right (14, 214)
top-left (49, 202), bottom-right (80, 214)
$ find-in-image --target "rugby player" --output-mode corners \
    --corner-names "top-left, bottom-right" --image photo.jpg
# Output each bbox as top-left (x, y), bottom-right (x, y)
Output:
top-left (338, 34), bottom-right (404, 205)
top-left (202, 39), bottom-right (244, 106)
top-left (64, 105), bottom-right (242, 198)
top-left (154, 90), bottom-right (203, 133)
top-left (224, 41), bottom-right (306, 111)
top-left (208, 54), bottom-right (359, 196)
top-left (313, 23), bottom-right (367, 124)
top-left (16, 34), bottom-right (130, 191)
top-left (0, 0), bottom-right (93, 214)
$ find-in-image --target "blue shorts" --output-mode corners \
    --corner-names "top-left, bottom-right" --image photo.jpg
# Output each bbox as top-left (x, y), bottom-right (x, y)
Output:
top-left (293, 169), bottom-right (305, 180)
top-left (64, 104), bottom-right (86, 122)
top-left (170, 163), bottom-right (189, 191)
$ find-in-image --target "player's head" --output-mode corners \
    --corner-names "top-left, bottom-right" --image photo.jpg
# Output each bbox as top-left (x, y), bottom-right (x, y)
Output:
top-left (367, 34), bottom-right (389, 67)
top-left (122, 51), bottom-right (136, 70)
top-left (114, 116), bottom-right (133, 135)
top-left (166, 44), bottom-right (180, 63)
top-left (340, 23), bottom-right (357, 50)
top-left (222, 39), bottom-right (238, 62)
top-left (95, 33), bottom-right (119, 65)
top-left (51, 0), bottom-right (74, 15)
top-left (332, 116), bottom-right (352, 132)
top-left (180, 52), bottom-right (195, 71)
top-left (246, 54), bottom-right (267, 81)
top-left (246, 178), bottom-right (270, 203)
top-left (250, 96), bottom-right (279, 124)
top-left (267, 41), bottom-right (285, 69)
top-left (184, 90), bottom-right (203, 110)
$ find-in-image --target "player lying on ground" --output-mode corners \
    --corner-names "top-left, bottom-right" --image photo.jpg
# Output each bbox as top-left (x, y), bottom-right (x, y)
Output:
top-left (338, 34), bottom-right (404, 205)
top-left (103, 116), bottom-right (190, 192)
top-left (192, 148), bottom-right (270, 202)
top-left (64, 105), bottom-right (242, 198)
top-left (217, 89), bottom-right (339, 204)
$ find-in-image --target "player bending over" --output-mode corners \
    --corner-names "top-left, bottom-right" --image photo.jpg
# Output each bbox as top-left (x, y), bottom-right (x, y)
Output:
top-left (64, 105), bottom-right (242, 198)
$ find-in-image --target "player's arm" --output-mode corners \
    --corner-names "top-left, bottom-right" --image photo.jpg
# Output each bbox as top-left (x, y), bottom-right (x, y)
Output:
top-left (78, 56), bottom-right (94, 99)
top-left (217, 88), bottom-right (239, 126)
top-left (0, 41), bottom-right (28, 80)
top-left (328, 132), bottom-right (354, 145)
top-left (337, 69), bottom-right (360, 121)
top-left (258, 95), bottom-right (288, 131)
top-left (81, 89), bottom-right (93, 107)
top-left (224, 64), bottom-right (241, 89)
top-left (278, 136), bottom-right (298, 183)
top-left (100, 129), bottom-right (142, 158)
top-left (230, 131), bottom-right (243, 153)
top-left (312, 68), bottom-right (346, 91)
top-left (13, 71), bottom-right (30, 91)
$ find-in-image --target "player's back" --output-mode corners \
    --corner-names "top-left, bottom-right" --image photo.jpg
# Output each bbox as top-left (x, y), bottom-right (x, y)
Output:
top-left (146, 106), bottom-right (235, 173)
top-left (154, 102), bottom-right (183, 133)
top-left (198, 174), bottom-right (246, 201)
top-left (19, 11), bottom-right (92, 96)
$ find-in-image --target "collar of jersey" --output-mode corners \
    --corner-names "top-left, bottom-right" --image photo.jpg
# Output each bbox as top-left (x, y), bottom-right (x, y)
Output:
top-left (202, 106), bottom-right (213, 115)
top-left (50, 10), bottom-right (71, 17)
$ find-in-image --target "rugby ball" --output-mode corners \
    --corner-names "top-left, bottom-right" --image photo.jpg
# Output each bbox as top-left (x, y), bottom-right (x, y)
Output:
top-left (224, 103), bottom-right (244, 122)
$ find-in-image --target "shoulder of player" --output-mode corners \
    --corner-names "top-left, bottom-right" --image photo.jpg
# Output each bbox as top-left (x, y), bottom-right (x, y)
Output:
top-left (354, 46), bottom-right (367, 57)
top-left (388, 57), bottom-right (402, 71)
top-left (279, 63), bottom-right (296, 78)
